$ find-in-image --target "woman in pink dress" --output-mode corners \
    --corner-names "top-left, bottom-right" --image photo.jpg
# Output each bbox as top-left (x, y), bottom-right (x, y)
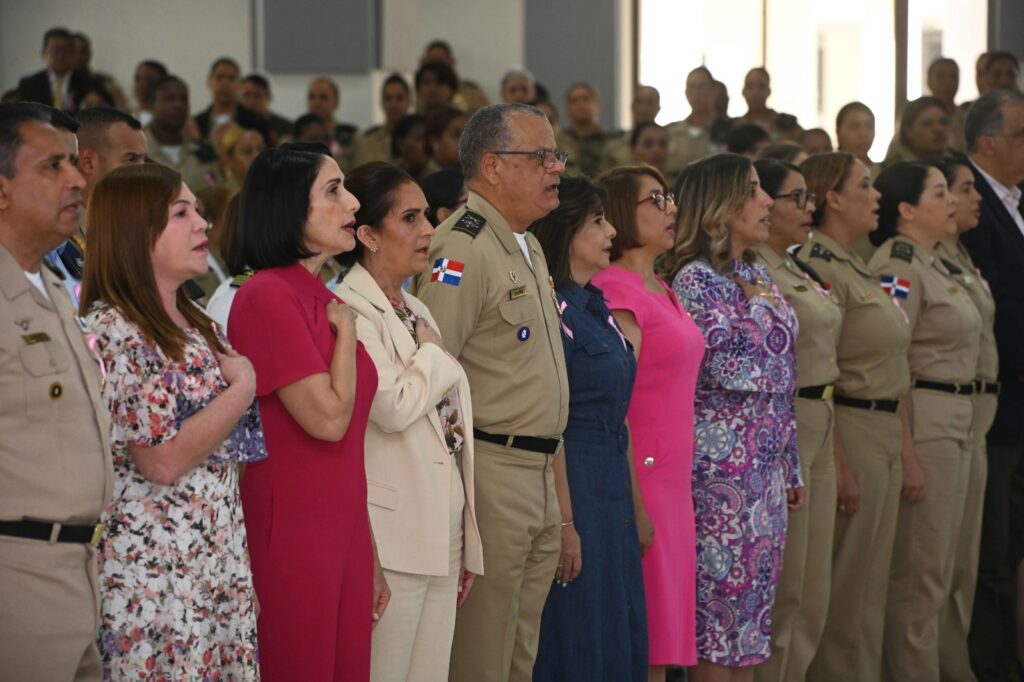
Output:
top-left (592, 165), bottom-right (705, 681)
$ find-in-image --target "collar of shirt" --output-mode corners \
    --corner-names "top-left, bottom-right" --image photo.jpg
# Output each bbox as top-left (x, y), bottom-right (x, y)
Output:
top-left (972, 158), bottom-right (1024, 215)
top-left (559, 279), bottom-right (603, 312)
top-left (812, 231), bottom-right (873, 275)
top-left (464, 190), bottom-right (542, 262)
top-left (278, 261), bottom-right (334, 302)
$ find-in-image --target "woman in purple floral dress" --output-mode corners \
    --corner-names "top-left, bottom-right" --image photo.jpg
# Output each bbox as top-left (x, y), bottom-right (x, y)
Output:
top-left (664, 154), bottom-right (802, 681)
top-left (80, 164), bottom-right (266, 680)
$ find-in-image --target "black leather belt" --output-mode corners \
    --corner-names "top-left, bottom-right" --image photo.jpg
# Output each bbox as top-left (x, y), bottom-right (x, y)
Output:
top-left (0, 519), bottom-right (105, 545)
top-left (914, 379), bottom-right (976, 395)
top-left (796, 384), bottom-right (835, 400)
top-left (473, 429), bottom-right (563, 455)
top-left (834, 394), bottom-right (900, 413)
top-left (973, 380), bottom-right (1001, 395)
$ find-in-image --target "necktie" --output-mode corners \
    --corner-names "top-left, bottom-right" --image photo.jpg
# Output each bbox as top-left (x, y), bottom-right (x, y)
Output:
top-left (53, 75), bottom-right (64, 108)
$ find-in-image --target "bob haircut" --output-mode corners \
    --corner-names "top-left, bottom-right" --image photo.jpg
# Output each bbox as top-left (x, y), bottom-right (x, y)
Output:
top-left (596, 164), bottom-right (671, 262)
top-left (753, 159), bottom-right (801, 198)
top-left (419, 168), bottom-right (465, 226)
top-left (869, 161), bottom-right (933, 246)
top-left (664, 153), bottom-right (756, 277)
top-left (528, 176), bottom-right (606, 289)
top-left (241, 147), bottom-right (327, 269)
top-left (337, 161), bottom-right (417, 269)
top-left (391, 114), bottom-right (426, 159)
top-left (79, 164), bottom-right (224, 360)
top-left (799, 152), bottom-right (858, 227)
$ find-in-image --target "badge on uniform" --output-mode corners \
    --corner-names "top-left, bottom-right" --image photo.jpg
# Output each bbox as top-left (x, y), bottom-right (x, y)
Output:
top-left (431, 258), bottom-right (464, 286)
top-left (879, 275), bottom-right (910, 299)
top-left (509, 286), bottom-right (527, 300)
top-left (517, 326), bottom-right (531, 341)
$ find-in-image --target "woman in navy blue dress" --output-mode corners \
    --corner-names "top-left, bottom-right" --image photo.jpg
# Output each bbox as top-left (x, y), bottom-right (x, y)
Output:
top-left (529, 176), bottom-right (650, 681)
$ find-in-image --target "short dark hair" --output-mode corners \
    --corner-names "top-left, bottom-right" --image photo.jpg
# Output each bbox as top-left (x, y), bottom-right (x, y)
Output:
top-left (870, 161), bottom-right (933, 246)
top-left (152, 74), bottom-right (187, 98)
top-left (726, 124), bottom-right (770, 155)
top-left (80, 86), bottom-right (114, 108)
top-left (42, 27), bottom-right (72, 50)
top-left (984, 51), bottom-right (1020, 73)
top-left (391, 114), bottom-right (425, 158)
top-left (922, 153), bottom-right (971, 187)
top-left (136, 59), bottom-right (168, 77)
top-left (528, 176), bottom-right (606, 288)
top-left (419, 168), bottom-right (465, 226)
top-left (425, 107), bottom-right (464, 141)
top-left (415, 61), bottom-right (458, 93)
top-left (383, 73), bottom-right (411, 95)
top-left (0, 103), bottom-right (52, 177)
top-left (293, 113), bottom-right (327, 140)
top-left (425, 40), bottom-right (453, 57)
top-left (209, 57), bottom-right (241, 76)
top-left (566, 82), bottom-right (597, 100)
top-left (243, 74), bottom-right (271, 96)
top-left (630, 120), bottom-right (664, 148)
top-left (964, 89), bottom-right (1024, 153)
top-left (337, 162), bottom-right (417, 268)
top-left (753, 159), bottom-right (801, 197)
top-left (927, 57), bottom-right (959, 79)
top-left (241, 148), bottom-right (325, 268)
top-left (76, 107), bottom-right (142, 150)
top-left (459, 103), bottom-right (545, 180)
top-left (48, 107), bottom-right (79, 133)
top-left (836, 101), bottom-right (874, 132)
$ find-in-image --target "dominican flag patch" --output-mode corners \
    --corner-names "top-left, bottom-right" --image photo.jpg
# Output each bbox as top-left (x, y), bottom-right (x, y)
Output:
top-left (879, 275), bottom-right (910, 299)
top-left (431, 258), bottom-right (465, 286)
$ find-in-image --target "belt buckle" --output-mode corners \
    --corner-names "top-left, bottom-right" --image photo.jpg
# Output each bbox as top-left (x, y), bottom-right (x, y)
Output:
top-left (822, 385), bottom-right (834, 401)
top-left (89, 522), bottom-right (105, 546)
top-left (868, 399), bottom-right (879, 411)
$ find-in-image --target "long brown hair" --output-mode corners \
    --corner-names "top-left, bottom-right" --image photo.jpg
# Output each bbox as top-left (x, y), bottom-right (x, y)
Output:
top-left (80, 164), bottom-right (225, 360)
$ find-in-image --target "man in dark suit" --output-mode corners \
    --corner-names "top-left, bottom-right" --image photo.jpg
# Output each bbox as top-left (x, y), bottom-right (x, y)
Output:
top-left (960, 88), bottom-right (1024, 682)
top-left (16, 27), bottom-right (94, 115)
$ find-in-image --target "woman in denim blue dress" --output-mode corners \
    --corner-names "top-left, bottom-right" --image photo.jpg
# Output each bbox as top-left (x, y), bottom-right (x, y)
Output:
top-left (529, 176), bottom-right (650, 681)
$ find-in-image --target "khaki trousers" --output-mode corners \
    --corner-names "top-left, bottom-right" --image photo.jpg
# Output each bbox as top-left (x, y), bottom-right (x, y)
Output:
top-left (939, 392), bottom-right (997, 682)
top-left (808, 407), bottom-right (902, 682)
top-left (371, 463), bottom-right (465, 682)
top-left (756, 398), bottom-right (836, 682)
top-left (0, 536), bottom-right (102, 681)
top-left (883, 390), bottom-right (973, 682)
top-left (449, 442), bottom-right (560, 682)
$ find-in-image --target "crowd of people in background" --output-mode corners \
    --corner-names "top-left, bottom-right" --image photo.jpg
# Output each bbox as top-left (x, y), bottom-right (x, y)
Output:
top-left (2, 22), bottom-right (1024, 682)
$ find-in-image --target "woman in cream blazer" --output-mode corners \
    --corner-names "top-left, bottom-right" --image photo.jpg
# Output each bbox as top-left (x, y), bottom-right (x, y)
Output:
top-left (333, 162), bottom-right (483, 682)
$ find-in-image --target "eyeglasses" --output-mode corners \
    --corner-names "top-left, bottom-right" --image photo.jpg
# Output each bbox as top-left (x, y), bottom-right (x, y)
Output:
top-left (772, 189), bottom-right (816, 209)
top-left (637, 190), bottom-right (676, 211)
top-left (491, 149), bottom-right (569, 169)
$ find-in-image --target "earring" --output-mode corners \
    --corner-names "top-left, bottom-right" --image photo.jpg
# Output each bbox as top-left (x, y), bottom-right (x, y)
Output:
top-left (370, 245), bottom-right (379, 253)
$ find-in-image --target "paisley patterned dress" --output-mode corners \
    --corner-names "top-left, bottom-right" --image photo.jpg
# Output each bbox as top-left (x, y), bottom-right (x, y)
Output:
top-left (673, 258), bottom-right (800, 667)
top-left (86, 303), bottom-right (266, 680)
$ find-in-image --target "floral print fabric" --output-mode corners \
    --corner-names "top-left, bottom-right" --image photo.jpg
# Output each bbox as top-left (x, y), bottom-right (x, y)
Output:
top-left (85, 303), bottom-right (265, 680)
top-left (673, 259), bottom-right (800, 667)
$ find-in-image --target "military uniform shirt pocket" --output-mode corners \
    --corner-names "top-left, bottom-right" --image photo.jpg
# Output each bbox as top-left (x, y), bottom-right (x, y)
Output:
top-left (18, 339), bottom-right (69, 422)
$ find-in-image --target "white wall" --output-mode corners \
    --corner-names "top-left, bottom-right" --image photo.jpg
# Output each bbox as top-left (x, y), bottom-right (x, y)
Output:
top-left (0, 0), bottom-right (524, 129)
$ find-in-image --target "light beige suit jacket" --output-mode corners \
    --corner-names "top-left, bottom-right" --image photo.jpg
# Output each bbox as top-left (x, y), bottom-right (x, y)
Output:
top-left (336, 263), bottom-right (484, 577)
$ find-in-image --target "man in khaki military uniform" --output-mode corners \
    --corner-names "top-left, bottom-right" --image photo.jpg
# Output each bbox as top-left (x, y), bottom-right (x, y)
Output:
top-left (556, 82), bottom-right (618, 178)
top-left (414, 103), bottom-right (570, 682)
top-left (0, 104), bottom-right (114, 681)
top-left (665, 67), bottom-right (719, 177)
top-left (145, 76), bottom-right (220, 192)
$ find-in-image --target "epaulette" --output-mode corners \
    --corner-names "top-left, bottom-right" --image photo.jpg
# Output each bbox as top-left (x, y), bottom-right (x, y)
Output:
top-left (791, 253), bottom-right (829, 289)
top-left (42, 258), bottom-right (66, 280)
top-left (231, 269), bottom-right (256, 289)
top-left (891, 241), bottom-right (914, 263)
top-left (452, 210), bottom-right (486, 239)
top-left (809, 243), bottom-right (834, 262)
top-left (939, 257), bottom-right (962, 275)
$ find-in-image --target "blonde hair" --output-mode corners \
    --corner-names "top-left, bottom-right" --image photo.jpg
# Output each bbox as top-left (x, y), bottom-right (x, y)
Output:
top-left (663, 153), bottom-right (754, 278)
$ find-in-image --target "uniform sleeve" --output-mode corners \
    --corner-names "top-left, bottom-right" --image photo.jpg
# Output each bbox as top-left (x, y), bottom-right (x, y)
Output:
top-left (876, 258), bottom-right (922, 330)
top-left (414, 237), bottom-right (485, 359)
top-left (355, 310), bottom-right (465, 434)
top-left (227, 280), bottom-right (329, 397)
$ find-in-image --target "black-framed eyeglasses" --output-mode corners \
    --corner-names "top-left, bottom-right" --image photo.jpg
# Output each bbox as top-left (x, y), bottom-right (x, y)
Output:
top-left (772, 189), bottom-right (816, 209)
top-left (491, 149), bottom-right (569, 169)
top-left (637, 190), bottom-right (676, 212)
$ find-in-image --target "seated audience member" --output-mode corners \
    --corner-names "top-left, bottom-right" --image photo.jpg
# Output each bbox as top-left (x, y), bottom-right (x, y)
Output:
top-left (633, 85), bottom-right (662, 126)
top-left (216, 124), bottom-right (265, 193)
top-left (392, 114), bottom-right (430, 181)
top-left (76, 106), bottom-right (148, 205)
top-left (194, 58), bottom-right (270, 144)
top-left (417, 39), bottom-right (486, 114)
top-left (802, 127), bottom-right (835, 156)
top-left (227, 147), bottom-right (387, 681)
top-left (353, 74), bottom-right (412, 166)
top-left (241, 74), bottom-right (292, 144)
top-left (69, 32), bottom-right (126, 111)
top-left (79, 86), bottom-right (115, 111)
top-left (415, 61), bottom-right (459, 116)
top-left (205, 193), bottom-right (247, 327)
top-left (501, 68), bottom-right (536, 104)
top-left (419, 168), bottom-right (467, 226)
top-left (755, 141), bottom-right (808, 165)
top-left (630, 120), bottom-right (671, 177)
top-left (532, 96), bottom-right (562, 134)
top-left (883, 97), bottom-right (951, 166)
top-left (984, 51), bottom-right (1021, 92)
top-left (293, 113), bottom-right (332, 147)
top-left (332, 162), bottom-right (483, 682)
top-left (557, 82), bottom-right (616, 177)
top-left (726, 123), bottom-right (772, 157)
top-left (307, 76), bottom-right (359, 167)
top-left (81, 163), bottom-right (265, 679)
top-left (0, 102), bottom-right (113, 682)
top-left (131, 59), bottom-right (167, 128)
top-left (145, 75), bottom-right (220, 191)
top-left (836, 101), bottom-right (877, 176)
top-left (17, 27), bottom-right (94, 114)
top-left (425, 106), bottom-right (467, 172)
top-left (737, 67), bottom-right (802, 139)
top-left (665, 67), bottom-right (718, 175)
top-left (928, 57), bottom-right (960, 113)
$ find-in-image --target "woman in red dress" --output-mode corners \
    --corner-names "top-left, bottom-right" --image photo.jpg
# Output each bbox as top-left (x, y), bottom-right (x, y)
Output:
top-left (228, 146), bottom-right (389, 681)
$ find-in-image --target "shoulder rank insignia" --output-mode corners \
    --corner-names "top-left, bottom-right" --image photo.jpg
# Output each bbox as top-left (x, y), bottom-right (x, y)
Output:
top-left (231, 269), bottom-right (255, 289)
top-left (809, 243), bottom-right (834, 262)
top-left (938, 257), bottom-right (962, 276)
top-left (891, 241), bottom-right (914, 263)
top-left (452, 210), bottom-right (486, 239)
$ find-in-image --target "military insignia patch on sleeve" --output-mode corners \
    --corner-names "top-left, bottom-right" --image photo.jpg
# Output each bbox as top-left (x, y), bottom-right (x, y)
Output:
top-left (891, 242), bottom-right (914, 262)
top-left (452, 210), bottom-right (486, 238)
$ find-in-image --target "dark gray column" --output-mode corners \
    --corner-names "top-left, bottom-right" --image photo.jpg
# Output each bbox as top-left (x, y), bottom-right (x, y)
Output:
top-left (989, 0), bottom-right (1024, 61)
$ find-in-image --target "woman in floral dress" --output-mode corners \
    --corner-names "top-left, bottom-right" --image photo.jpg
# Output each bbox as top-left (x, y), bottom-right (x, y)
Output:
top-left (80, 164), bottom-right (265, 679)
top-left (664, 154), bottom-right (802, 681)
